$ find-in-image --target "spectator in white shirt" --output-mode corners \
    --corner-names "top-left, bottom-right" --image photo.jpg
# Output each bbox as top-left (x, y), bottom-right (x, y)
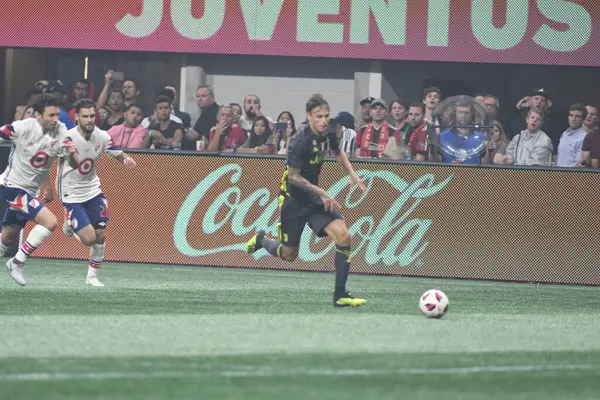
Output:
top-left (557, 103), bottom-right (587, 167)
top-left (503, 110), bottom-right (553, 166)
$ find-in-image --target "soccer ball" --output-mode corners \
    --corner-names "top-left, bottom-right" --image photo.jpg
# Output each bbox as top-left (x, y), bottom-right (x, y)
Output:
top-left (419, 289), bottom-right (449, 318)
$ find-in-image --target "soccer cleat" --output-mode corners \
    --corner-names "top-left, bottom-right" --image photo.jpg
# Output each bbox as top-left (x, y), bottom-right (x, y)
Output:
top-left (6, 258), bottom-right (26, 286)
top-left (245, 230), bottom-right (265, 254)
top-left (334, 291), bottom-right (367, 307)
top-left (86, 275), bottom-right (104, 287)
top-left (62, 217), bottom-right (74, 237)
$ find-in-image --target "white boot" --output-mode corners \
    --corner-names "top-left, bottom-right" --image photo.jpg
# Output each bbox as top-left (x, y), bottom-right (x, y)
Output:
top-left (85, 265), bottom-right (104, 287)
top-left (6, 258), bottom-right (26, 286)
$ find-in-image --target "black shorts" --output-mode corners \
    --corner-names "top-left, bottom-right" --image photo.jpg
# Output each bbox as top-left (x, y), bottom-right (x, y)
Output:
top-left (277, 195), bottom-right (343, 248)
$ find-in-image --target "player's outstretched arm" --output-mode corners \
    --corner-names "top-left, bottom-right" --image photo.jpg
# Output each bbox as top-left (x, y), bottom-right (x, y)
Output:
top-left (335, 151), bottom-right (366, 192)
top-left (115, 152), bottom-right (137, 168)
top-left (287, 167), bottom-right (340, 212)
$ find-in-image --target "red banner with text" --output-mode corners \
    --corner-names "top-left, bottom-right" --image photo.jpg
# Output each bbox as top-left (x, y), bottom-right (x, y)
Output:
top-left (31, 153), bottom-right (600, 285)
top-left (2, 1), bottom-right (599, 66)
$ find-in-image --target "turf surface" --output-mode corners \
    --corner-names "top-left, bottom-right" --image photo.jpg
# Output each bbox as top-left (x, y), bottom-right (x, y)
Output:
top-left (1, 259), bottom-right (599, 399)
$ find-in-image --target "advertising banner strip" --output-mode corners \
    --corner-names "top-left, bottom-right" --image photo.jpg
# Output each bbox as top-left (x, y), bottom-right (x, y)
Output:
top-left (31, 153), bottom-right (600, 285)
top-left (1, 1), bottom-right (599, 67)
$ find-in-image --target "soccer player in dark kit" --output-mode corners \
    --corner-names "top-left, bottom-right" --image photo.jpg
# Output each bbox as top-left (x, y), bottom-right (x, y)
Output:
top-left (246, 94), bottom-right (367, 307)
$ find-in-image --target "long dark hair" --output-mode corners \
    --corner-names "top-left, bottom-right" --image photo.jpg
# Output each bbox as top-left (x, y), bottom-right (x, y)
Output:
top-left (247, 116), bottom-right (273, 148)
top-left (277, 111), bottom-right (297, 132)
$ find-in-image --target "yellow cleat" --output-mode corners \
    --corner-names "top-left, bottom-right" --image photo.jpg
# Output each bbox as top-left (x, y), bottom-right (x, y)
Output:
top-left (334, 292), bottom-right (367, 307)
top-left (246, 230), bottom-right (265, 254)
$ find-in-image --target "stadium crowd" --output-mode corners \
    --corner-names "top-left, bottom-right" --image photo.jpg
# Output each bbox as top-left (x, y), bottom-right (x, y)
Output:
top-left (9, 73), bottom-right (600, 168)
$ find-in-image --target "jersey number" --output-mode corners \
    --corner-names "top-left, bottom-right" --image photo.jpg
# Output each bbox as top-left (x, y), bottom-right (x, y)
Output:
top-left (99, 205), bottom-right (108, 219)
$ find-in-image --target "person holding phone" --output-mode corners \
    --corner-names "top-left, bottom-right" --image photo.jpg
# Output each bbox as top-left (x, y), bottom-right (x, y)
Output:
top-left (273, 111), bottom-right (297, 155)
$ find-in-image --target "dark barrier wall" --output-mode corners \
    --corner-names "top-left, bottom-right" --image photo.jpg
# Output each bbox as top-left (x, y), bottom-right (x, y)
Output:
top-left (28, 152), bottom-right (600, 285)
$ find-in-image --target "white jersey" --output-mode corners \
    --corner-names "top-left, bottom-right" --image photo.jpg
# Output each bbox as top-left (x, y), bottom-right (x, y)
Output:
top-left (57, 127), bottom-right (122, 203)
top-left (0, 119), bottom-right (68, 196)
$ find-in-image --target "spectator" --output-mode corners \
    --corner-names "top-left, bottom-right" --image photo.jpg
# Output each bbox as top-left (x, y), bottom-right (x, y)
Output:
top-left (507, 88), bottom-right (559, 150)
top-left (239, 94), bottom-right (273, 132)
top-left (206, 105), bottom-right (247, 152)
top-left (358, 96), bottom-right (375, 128)
top-left (15, 105), bottom-right (34, 121)
top-left (482, 120), bottom-right (509, 164)
top-left (148, 96), bottom-right (183, 150)
top-left (230, 103), bottom-right (243, 128)
top-left (334, 111), bottom-right (357, 156)
top-left (100, 89), bottom-right (125, 130)
top-left (184, 85), bottom-right (219, 150)
top-left (141, 90), bottom-right (184, 128)
top-left (483, 95), bottom-right (500, 121)
top-left (556, 103), bottom-right (587, 167)
top-left (583, 104), bottom-right (598, 135)
top-left (238, 116), bottom-right (275, 154)
top-left (474, 93), bottom-right (486, 103)
top-left (43, 80), bottom-right (75, 129)
top-left (389, 99), bottom-right (410, 144)
top-left (503, 110), bottom-right (553, 166)
top-left (97, 106), bottom-right (111, 129)
top-left (164, 85), bottom-right (191, 129)
top-left (72, 79), bottom-right (93, 101)
top-left (355, 99), bottom-right (399, 159)
top-left (122, 79), bottom-right (141, 109)
top-left (107, 104), bottom-right (149, 149)
top-left (407, 103), bottom-right (430, 161)
top-left (13, 105), bottom-right (24, 121)
top-left (580, 104), bottom-right (600, 168)
top-left (68, 79), bottom-right (94, 124)
top-left (423, 86), bottom-right (442, 123)
top-left (273, 111), bottom-right (297, 155)
top-left (438, 100), bottom-right (486, 164)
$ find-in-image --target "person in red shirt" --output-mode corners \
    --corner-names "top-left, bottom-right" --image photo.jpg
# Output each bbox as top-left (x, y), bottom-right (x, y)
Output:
top-left (206, 105), bottom-right (247, 152)
top-left (407, 103), bottom-right (430, 161)
top-left (579, 104), bottom-right (599, 168)
top-left (355, 99), bottom-right (400, 159)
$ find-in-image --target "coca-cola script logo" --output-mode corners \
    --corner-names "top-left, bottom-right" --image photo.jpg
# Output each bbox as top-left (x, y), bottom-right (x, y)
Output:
top-left (174, 164), bottom-right (452, 266)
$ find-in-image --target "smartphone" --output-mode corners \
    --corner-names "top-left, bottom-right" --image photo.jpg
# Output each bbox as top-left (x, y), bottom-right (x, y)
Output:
top-left (111, 71), bottom-right (125, 81)
top-left (275, 122), bottom-right (288, 131)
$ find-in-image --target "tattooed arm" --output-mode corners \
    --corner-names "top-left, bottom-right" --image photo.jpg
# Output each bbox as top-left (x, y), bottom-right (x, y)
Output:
top-left (287, 167), bottom-right (340, 212)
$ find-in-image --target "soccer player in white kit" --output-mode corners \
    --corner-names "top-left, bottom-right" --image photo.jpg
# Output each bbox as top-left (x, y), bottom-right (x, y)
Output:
top-left (59, 99), bottom-right (136, 286)
top-left (0, 94), bottom-right (69, 285)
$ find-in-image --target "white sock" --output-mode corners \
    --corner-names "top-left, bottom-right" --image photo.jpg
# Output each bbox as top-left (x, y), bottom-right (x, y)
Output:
top-left (0, 239), bottom-right (9, 256)
top-left (15, 225), bottom-right (52, 264)
top-left (88, 243), bottom-right (105, 277)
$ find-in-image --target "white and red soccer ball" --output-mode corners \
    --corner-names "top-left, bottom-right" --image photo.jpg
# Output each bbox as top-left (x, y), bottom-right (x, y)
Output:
top-left (419, 289), bottom-right (449, 318)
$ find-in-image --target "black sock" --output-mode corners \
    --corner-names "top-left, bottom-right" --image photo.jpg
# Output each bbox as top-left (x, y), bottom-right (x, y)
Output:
top-left (334, 245), bottom-right (351, 296)
top-left (259, 236), bottom-right (282, 258)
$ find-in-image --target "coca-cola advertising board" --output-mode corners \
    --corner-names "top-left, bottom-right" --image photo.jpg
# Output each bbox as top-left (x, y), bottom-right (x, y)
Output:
top-left (32, 153), bottom-right (600, 285)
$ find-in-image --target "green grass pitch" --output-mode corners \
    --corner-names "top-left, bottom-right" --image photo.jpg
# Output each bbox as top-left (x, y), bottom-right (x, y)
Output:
top-left (1, 259), bottom-right (599, 399)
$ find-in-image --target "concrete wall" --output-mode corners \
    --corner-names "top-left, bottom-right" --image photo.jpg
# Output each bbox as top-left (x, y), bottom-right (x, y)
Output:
top-left (188, 54), bottom-right (371, 125)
